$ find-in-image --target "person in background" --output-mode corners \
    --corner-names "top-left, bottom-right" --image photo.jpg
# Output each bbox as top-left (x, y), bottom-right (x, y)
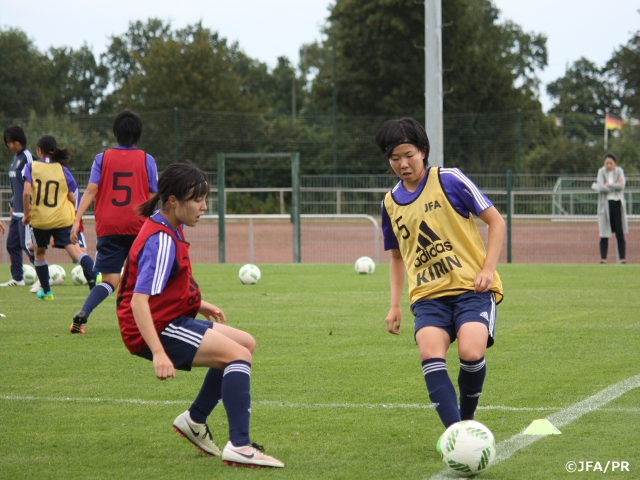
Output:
top-left (1, 126), bottom-right (35, 286)
top-left (22, 135), bottom-right (95, 300)
top-left (70, 110), bottom-right (158, 334)
top-left (594, 153), bottom-right (628, 264)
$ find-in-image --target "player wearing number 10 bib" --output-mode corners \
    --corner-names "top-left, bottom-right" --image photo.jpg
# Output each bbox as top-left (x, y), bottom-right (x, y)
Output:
top-left (22, 135), bottom-right (96, 301)
top-left (70, 110), bottom-right (158, 334)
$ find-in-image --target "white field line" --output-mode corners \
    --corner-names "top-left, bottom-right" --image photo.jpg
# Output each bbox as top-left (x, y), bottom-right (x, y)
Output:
top-left (1, 395), bottom-right (640, 414)
top-left (428, 373), bottom-right (640, 480)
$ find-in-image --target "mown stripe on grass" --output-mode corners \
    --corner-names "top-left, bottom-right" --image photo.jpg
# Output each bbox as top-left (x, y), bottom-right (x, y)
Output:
top-left (428, 373), bottom-right (640, 480)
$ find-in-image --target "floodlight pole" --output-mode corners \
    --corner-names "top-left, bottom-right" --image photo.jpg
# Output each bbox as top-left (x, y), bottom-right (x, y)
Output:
top-left (425, 0), bottom-right (444, 167)
top-left (291, 152), bottom-right (301, 263)
top-left (332, 44), bottom-right (338, 175)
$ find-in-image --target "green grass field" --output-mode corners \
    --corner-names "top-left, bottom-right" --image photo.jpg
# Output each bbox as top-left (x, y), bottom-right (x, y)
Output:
top-left (1, 263), bottom-right (639, 479)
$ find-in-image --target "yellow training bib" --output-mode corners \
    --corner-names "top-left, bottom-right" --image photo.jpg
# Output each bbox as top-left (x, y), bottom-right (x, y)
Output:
top-left (30, 161), bottom-right (75, 229)
top-left (383, 167), bottom-right (503, 304)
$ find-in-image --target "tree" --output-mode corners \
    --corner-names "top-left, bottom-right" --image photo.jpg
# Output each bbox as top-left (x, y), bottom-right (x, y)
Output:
top-left (300, 0), bottom-right (547, 116)
top-left (102, 19), bottom-right (308, 115)
top-left (0, 28), bottom-right (51, 117)
top-left (101, 18), bottom-right (173, 91)
top-left (0, 28), bottom-right (108, 118)
top-left (102, 20), bottom-right (270, 112)
top-left (607, 30), bottom-right (640, 115)
top-left (442, 1), bottom-right (547, 113)
top-left (17, 112), bottom-right (106, 170)
top-left (232, 55), bottom-right (306, 116)
top-left (47, 45), bottom-right (109, 115)
top-left (546, 58), bottom-right (620, 141)
top-left (301, 0), bottom-right (425, 115)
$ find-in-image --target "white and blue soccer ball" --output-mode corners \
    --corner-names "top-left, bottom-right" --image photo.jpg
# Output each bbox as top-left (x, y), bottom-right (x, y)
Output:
top-left (239, 264), bottom-right (261, 285)
top-left (22, 264), bottom-right (37, 285)
top-left (71, 265), bottom-right (87, 285)
top-left (439, 420), bottom-right (496, 477)
top-left (48, 264), bottom-right (66, 285)
top-left (354, 256), bottom-right (375, 275)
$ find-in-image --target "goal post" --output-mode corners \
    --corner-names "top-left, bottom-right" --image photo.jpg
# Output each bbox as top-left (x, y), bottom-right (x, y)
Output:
top-left (216, 152), bottom-right (301, 263)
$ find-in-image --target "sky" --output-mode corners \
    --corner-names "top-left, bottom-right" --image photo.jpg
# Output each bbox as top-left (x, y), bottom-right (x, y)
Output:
top-left (1, 0), bottom-right (639, 112)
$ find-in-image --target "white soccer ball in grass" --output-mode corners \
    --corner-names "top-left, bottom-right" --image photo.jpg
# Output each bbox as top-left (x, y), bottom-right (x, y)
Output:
top-left (48, 264), bottom-right (66, 285)
top-left (239, 264), bottom-right (261, 285)
top-left (22, 264), bottom-right (37, 285)
top-left (439, 420), bottom-right (496, 477)
top-left (354, 256), bottom-right (375, 274)
top-left (71, 265), bottom-right (87, 285)
top-left (72, 266), bottom-right (102, 285)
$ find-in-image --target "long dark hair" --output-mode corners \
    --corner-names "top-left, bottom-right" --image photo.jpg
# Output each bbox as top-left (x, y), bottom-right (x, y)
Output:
top-left (37, 135), bottom-right (71, 169)
top-left (139, 163), bottom-right (209, 217)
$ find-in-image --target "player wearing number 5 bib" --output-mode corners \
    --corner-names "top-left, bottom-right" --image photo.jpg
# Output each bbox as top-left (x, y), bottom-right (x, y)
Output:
top-left (22, 135), bottom-right (96, 301)
top-left (71, 110), bottom-right (158, 334)
top-left (376, 118), bottom-right (504, 447)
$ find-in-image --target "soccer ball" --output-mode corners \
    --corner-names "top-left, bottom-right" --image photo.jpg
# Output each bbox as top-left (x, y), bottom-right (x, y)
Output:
top-left (239, 264), bottom-right (261, 285)
top-left (71, 265), bottom-right (87, 285)
top-left (71, 266), bottom-right (102, 285)
top-left (354, 256), bottom-right (375, 274)
top-left (48, 264), bottom-right (66, 285)
top-left (22, 265), bottom-right (37, 285)
top-left (439, 420), bottom-right (496, 477)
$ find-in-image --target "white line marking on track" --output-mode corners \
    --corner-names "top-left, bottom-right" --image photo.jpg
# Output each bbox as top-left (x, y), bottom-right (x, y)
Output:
top-left (428, 374), bottom-right (640, 479)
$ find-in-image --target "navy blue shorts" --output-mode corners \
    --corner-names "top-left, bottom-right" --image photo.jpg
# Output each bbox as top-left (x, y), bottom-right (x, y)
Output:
top-left (31, 225), bottom-right (72, 249)
top-left (411, 291), bottom-right (497, 348)
top-left (94, 235), bottom-right (137, 274)
top-left (135, 317), bottom-right (214, 371)
top-left (77, 231), bottom-right (87, 250)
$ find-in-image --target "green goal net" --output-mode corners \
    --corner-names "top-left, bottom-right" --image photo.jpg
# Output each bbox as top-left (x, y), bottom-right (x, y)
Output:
top-left (216, 152), bottom-right (300, 263)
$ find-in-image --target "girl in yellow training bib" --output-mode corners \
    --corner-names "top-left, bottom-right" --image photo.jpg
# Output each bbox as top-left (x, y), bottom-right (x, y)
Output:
top-left (22, 135), bottom-right (95, 301)
top-left (377, 117), bottom-right (504, 445)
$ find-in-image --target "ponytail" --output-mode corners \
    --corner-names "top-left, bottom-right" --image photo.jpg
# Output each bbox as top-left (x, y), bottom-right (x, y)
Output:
top-left (51, 148), bottom-right (71, 169)
top-left (138, 193), bottom-right (161, 218)
top-left (37, 135), bottom-right (71, 168)
top-left (137, 163), bottom-right (208, 218)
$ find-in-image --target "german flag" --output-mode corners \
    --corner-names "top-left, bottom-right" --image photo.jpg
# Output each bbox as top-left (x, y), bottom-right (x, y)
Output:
top-left (605, 114), bottom-right (624, 130)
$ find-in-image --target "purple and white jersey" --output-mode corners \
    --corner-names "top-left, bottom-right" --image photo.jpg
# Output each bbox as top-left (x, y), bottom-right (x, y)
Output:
top-left (9, 148), bottom-right (34, 216)
top-left (88, 145), bottom-right (158, 192)
top-left (23, 159), bottom-right (79, 200)
top-left (134, 211), bottom-right (183, 296)
top-left (381, 167), bottom-right (493, 250)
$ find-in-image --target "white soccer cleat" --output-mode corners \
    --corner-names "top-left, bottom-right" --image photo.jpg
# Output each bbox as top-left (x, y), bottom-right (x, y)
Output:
top-left (0, 278), bottom-right (25, 286)
top-left (222, 441), bottom-right (284, 468)
top-left (172, 410), bottom-right (221, 456)
top-left (30, 280), bottom-right (41, 293)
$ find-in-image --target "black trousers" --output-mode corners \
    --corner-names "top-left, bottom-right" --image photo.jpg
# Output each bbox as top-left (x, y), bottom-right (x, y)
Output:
top-left (600, 200), bottom-right (626, 261)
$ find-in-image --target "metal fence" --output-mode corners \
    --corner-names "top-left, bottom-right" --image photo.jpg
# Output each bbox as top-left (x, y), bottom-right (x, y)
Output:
top-left (1, 174), bottom-right (638, 264)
